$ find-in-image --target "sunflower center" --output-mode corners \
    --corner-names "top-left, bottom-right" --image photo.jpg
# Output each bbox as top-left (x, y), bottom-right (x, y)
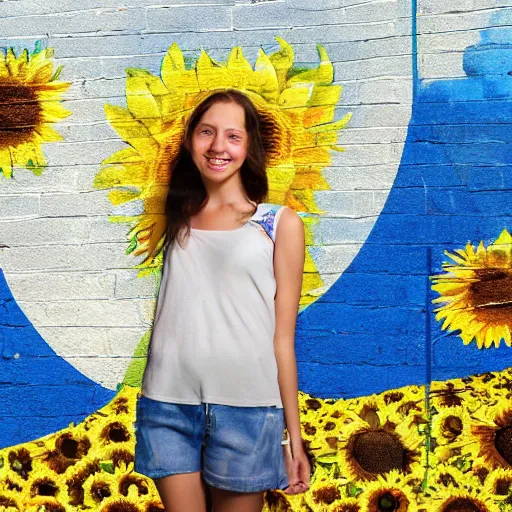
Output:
top-left (470, 269), bottom-right (512, 310)
top-left (442, 416), bottom-right (463, 439)
top-left (0, 497), bottom-right (17, 509)
top-left (91, 482), bottom-right (112, 503)
top-left (495, 478), bottom-right (512, 495)
top-left (60, 438), bottom-right (79, 458)
top-left (32, 479), bottom-right (58, 497)
top-left (378, 492), bottom-right (399, 511)
top-left (312, 485), bottom-right (341, 505)
top-left (495, 425), bottom-right (512, 465)
top-left (102, 422), bottom-right (130, 443)
top-left (0, 81), bottom-right (42, 147)
top-left (351, 430), bottom-right (407, 474)
top-left (442, 498), bottom-right (486, 512)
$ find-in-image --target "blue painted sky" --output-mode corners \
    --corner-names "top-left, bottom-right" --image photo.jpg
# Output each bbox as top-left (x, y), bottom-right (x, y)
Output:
top-left (297, 10), bottom-right (512, 398)
top-left (0, 270), bottom-right (114, 448)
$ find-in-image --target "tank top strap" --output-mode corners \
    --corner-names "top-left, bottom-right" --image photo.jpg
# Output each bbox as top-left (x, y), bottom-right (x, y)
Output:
top-left (250, 203), bottom-right (287, 243)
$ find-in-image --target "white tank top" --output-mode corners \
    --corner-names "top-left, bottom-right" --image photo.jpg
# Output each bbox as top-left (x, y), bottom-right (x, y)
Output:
top-left (142, 203), bottom-right (286, 408)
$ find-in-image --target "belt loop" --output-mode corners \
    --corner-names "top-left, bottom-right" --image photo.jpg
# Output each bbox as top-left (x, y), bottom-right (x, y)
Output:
top-left (205, 403), bottom-right (210, 432)
top-left (211, 409), bottom-right (216, 432)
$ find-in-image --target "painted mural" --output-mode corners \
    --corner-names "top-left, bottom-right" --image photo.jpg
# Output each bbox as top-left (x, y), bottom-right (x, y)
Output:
top-left (1, 1), bottom-right (512, 511)
top-left (0, 45), bottom-right (70, 179)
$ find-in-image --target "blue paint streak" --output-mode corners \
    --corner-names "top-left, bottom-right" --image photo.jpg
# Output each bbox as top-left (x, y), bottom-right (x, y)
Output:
top-left (411, 0), bottom-right (419, 100)
top-left (297, 17), bottom-right (512, 399)
top-left (0, 270), bottom-right (115, 448)
top-left (425, 248), bottom-right (432, 386)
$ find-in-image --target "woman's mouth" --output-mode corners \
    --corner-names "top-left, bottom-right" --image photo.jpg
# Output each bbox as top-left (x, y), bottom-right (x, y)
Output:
top-left (206, 157), bottom-right (231, 171)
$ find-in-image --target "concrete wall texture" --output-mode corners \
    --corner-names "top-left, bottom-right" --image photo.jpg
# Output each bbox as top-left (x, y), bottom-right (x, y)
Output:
top-left (1, 1), bottom-right (512, 510)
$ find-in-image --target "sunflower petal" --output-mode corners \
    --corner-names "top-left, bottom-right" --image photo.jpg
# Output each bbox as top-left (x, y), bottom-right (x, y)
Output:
top-left (288, 44), bottom-right (333, 86)
top-left (0, 148), bottom-right (13, 178)
top-left (126, 75), bottom-right (162, 133)
top-left (269, 37), bottom-right (294, 91)
top-left (249, 49), bottom-right (279, 102)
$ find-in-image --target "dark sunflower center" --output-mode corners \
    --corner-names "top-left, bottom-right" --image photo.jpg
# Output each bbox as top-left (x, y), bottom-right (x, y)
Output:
top-left (0, 81), bottom-right (42, 147)
top-left (312, 485), bottom-right (341, 505)
top-left (0, 497), bottom-right (17, 508)
top-left (495, 478), bottom-right (512, 495)
top-left (470, 269), bottom-right (512, 310)
top-left (442, 498), bottom-right (485, 512)
top-left (351, 430), bottom-right (407, 474)
top-left (102, 422), bottom-right (130, 443)
top-left (495, 425), bottom-right (512, 465)
top-left (443, 416), bottom-right (463, 439)
top-left (91, 482), bottom-right (112, 503)
top-left (378, 492), bottom-right (399, 511)
top-left (60, 438), bottom-right (79, 458)
top-left (119, 475), bottom-right (148, 497)
top-left (32, 479), bottom-right (58, 497)
top-left (8, 447), bottom-right (32, 479)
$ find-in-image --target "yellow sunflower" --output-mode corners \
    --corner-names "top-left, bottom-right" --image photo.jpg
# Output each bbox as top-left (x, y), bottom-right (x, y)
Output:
top-left (337, 406), bottom-right (424, 482)
top-left (23, 496), bottom-right (72, 512)
top-left (429, 377), bottom-right (474, 411)
top-left (304, 473), bottom-right (345, 511)
top-left (94, 38), bottom-right (351, 308)
top-left (358, 470), bottom-right (420, 512)
top-left (0, 485), bottom-right (22, 511)
top-left (429, 484), bottom-right (502, 512)
top-left (471, 402), bottom-right (512, 470)
top-left (0, 44), bottom-right (70, 178)
top-left (430, 406), bottom-right (473, 448)
top-left (82, 470), bottom-right (119, 508)
top-left (431, 229), bottom-right (512, 349)
top-left (483, 467), bottom-right (512, 499)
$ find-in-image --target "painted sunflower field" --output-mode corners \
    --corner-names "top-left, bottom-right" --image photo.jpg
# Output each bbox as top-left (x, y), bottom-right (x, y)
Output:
top-left (1, 366), bottom-right (512, 511)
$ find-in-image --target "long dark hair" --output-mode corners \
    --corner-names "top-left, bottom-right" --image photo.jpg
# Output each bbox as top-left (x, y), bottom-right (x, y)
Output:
top-left (164, 89), bottom-right (269, 247)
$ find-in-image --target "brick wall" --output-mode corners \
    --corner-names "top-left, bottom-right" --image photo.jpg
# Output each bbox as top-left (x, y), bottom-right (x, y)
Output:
top-left (1, 0), bottom-right (511, 450)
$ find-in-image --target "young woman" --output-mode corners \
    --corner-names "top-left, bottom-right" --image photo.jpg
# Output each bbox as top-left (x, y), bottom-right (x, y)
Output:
top-left (135, 89), bottom-right (310, 512)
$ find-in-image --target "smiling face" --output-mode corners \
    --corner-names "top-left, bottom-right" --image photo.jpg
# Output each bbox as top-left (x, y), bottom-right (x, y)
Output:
top-left (189, 100), bottom-right (249, 184)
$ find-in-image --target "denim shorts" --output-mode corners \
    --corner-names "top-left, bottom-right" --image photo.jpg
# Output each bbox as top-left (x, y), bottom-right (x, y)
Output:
top-left (134, 395), bottom-right (289, 493)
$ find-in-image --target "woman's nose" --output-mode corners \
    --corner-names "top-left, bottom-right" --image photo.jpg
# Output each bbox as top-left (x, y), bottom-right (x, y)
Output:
top-left (210, 133), bottom-right (225, 153)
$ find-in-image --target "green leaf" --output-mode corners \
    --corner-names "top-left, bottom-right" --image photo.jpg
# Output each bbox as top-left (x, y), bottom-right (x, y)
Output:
top-left (50, 64), bottom-right (63, 82)
top-left (126, 236), bottom-right (137, 255)
top-left (345, 482), bottom-right (363, 497)
top-left (99, 461), bottom-right (115, 474)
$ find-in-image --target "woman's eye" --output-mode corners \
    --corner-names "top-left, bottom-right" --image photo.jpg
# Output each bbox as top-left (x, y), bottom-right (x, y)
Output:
top-left (230, 135), bottom-right (240, 141)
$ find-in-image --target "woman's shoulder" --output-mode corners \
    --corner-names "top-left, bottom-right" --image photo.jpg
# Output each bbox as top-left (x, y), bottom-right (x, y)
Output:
top-left (251, 203), bottom-right (302, 243)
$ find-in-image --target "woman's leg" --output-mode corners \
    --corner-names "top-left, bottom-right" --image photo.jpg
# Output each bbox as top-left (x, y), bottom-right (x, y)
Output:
top-left (209, 487), bottom-right (264, 512)
top-left (155, 472), bottom-right (208, 512)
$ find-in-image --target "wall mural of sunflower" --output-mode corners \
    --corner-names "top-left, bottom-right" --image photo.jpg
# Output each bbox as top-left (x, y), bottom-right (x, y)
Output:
top-left (93, 37), bottom-right (351, 305)
top-left (0, 44), bottom-right (70, 179)
top-left (431, 229), bottom-right (512, 349)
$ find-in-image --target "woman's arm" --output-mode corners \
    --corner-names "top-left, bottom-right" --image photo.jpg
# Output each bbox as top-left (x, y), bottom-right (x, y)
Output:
top-left (273, 206), bottom-right (310, 494)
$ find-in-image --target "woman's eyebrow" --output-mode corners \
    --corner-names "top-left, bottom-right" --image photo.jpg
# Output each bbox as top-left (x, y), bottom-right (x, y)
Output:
top-left (197, 122), bottom-right (245, 133)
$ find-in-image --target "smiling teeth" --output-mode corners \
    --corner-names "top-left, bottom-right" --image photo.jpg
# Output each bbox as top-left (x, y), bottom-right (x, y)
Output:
top-left (208, 158), bottom-right (229, 164)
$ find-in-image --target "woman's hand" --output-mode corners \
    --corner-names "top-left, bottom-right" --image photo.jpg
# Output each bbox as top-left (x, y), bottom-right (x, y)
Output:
top-left (283, 442), bottom-right (311, 495)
